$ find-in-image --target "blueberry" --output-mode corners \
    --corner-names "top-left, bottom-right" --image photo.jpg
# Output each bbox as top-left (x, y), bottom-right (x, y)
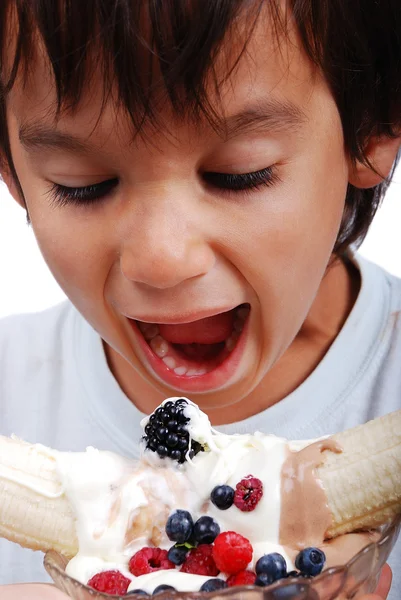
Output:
top-left (200, 579), bottom-right (228, 592)
top-left (210, 485), bottom-right (235, 510)
top-left (166, 509), bottom-right (194, 543)
top-left (255, 573), bottom-right (274, 587)
top-left (269, 583), bottom-right (318, 600)
top-left (167, 544), bottom-right (189, 565)
top-left (295, 547), bottom-right (326, 577)
top-left (193, 516), bottom-right (220, 544)
top-left (128, 590), bottom-right (150, 596)
top-left (255, 553), bottom-right (287, 581)
top-left (153, 585), bottom-right (176, 595)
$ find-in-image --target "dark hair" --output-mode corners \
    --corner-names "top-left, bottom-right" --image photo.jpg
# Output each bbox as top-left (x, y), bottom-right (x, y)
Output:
top-left (1, 0), bottom-right (400, 255)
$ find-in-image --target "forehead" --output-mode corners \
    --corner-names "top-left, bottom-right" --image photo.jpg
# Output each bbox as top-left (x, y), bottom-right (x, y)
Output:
top-left (7, 5), bottom-right (319, 149)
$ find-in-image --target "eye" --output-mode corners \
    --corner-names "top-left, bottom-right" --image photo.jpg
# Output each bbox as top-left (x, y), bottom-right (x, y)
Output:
top-left (203, 166), bottom-right (279, 193)
top-left (48, 178), bottom-right (119, 207)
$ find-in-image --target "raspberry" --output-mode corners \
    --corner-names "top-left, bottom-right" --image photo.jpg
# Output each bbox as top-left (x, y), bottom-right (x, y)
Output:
top-left (87, 570), bottom-right (130, 595)
top-left (212, 532), bottom-right (253, 574)
top-left (129, 547), bottom-right (175, 576)
top-left (234, 475), bottom-right (263, 511)
top-left (227, 570), bottom-right (256, 587)
top-left (180, 544), bottom-right (219, 576)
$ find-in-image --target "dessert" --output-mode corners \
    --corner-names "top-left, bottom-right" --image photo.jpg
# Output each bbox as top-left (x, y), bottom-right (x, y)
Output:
top-left (0, 398), bottom-right (400, 596)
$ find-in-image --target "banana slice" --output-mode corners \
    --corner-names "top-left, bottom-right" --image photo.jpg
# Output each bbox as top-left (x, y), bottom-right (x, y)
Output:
top-left (0, 410), bottom-right (399, 558)
top-left (0, 436), bottom-right (77, 556)
top-left (319, 410), bottom-right (401, 537)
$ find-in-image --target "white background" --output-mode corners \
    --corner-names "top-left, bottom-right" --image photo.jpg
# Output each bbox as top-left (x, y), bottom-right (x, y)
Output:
top-left (0, 166), bottom-right (400, 319)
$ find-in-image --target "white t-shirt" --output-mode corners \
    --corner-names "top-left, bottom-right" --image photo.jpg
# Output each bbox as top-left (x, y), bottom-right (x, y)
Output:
top-left (0, 253), bottom-right (400, 597)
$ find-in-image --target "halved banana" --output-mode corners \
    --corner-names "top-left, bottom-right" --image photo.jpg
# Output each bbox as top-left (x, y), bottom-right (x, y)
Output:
top-left (0, 410), bottom-right (399, 556)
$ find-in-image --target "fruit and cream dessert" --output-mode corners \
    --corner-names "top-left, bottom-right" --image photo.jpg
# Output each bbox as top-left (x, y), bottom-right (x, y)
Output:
top-left (0, 398), bottom-right (400, 597)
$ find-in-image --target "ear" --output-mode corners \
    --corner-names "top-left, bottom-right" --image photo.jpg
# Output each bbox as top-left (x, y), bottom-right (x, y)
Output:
top-left (0, 165), bottom-right (25, 208)
top-left (348, 135), bottom-right (401, 189)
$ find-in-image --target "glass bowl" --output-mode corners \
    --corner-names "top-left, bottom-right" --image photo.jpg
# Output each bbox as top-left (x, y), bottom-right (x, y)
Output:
top-left (44, 514), bottom-right (400, 600)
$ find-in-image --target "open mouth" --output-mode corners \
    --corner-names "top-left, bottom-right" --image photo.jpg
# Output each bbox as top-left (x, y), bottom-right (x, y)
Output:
top-left (130, 304), bottom-right (250, 390)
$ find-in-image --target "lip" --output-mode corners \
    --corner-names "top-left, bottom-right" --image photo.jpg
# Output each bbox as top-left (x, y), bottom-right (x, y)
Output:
top-left (123, 305), bottom-right (239, 325)
top-left (127, 310), bottom-right (250, 393)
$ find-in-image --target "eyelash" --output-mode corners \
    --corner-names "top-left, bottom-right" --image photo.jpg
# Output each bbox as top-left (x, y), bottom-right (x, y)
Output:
top-left (48, 178), bottom-right (119, 207)
top-left (48, 166), bottom-right (278, 207)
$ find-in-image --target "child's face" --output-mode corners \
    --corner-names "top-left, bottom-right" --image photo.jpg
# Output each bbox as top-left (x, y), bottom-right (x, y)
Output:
top-left (6, 13), bottom-right (350, 410)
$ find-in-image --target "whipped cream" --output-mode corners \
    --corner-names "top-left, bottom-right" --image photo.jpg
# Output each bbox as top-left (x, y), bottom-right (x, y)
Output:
top-left (17, 397), bottom-right (372, 593)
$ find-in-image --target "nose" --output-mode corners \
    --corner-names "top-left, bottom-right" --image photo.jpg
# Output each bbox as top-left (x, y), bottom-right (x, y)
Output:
top-left (120, 201), bottom-right (215, 289)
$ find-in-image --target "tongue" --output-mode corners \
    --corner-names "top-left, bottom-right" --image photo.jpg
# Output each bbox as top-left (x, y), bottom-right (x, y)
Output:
top-left (159, 310), bottom-right (235, 344)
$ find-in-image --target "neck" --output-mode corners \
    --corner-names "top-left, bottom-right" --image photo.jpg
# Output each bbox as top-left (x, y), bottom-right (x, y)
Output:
top-left (209, 255), bottom-right (361, 424)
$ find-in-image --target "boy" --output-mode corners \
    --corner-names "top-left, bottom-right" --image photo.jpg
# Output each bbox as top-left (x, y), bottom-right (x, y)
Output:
top-left (0, 0), bottom-right (400, 598)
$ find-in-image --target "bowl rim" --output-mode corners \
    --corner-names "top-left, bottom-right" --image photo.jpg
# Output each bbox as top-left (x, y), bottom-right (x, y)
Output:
top-left (44, 513), bottom-right (401, 599)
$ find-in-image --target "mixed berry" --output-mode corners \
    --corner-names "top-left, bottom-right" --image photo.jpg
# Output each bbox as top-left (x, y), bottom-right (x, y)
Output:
top-left (180, 544), bottom-right (219, 576)
top-left (87, 402), bottom-right (327, 596)
top-left (87, 525), bottom-right (326, 595)
top-left (86, 493), bottom-right (327, 595)
top-left (165, 510), bottom-right (194, 544)
top-left (295, 547), bottom-right (326, 577)
top-left (210, 484), bottom-right (235, 510)
top-left (87, 570), bottom-right (131, 595)
top-left (129, 548), bottom-right (175, 576)
top-left (86, 489), bottom-right (327, 595)
top-left (143, 399), bottom-right (203, 463)
top-left (193, 516), bottom-right (221, 544)
top-left (200, 578), bottom-right (228, 592)
top-left (226, 570), bottom-right (256, 587)
top-left (167, 545), bottom-right (189, 565)
top-left (233, 475), bottom-right (263, 512)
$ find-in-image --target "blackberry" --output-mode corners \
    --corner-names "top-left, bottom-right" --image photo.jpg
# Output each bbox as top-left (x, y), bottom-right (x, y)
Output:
top-left (143, 399), bottom-right (204, 463)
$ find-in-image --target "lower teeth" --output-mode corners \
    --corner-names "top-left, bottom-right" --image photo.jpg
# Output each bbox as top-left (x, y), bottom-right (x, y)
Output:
top-left (138, 304), bottom-right (249, 375)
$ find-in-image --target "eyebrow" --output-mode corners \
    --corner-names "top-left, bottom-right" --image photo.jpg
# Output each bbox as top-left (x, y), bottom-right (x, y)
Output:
top-left (18, 98), bottom-right (306, 153)
top-left (222, 99), bottom-right (306, 139)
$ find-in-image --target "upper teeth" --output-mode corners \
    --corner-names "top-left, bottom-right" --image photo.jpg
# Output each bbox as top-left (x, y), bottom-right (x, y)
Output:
top-left (150, 335), bottom-right (169, 357)
top-left (137, 304), bottom-right (250, 369)
top-left (139, 323), bottom-right (160, 341)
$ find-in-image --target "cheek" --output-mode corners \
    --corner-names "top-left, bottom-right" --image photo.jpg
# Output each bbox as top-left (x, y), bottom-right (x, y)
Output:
top-left (218, 127), bottom-right (348, 345)
top-left (30, 207), bottom-right (116, 315)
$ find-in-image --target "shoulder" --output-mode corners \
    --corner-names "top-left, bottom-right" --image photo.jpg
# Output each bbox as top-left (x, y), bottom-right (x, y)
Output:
top-left (0, 301), bottom-right (82, 437)
top-left (0, 300), bottom-right (75, 351)
top-left (0, 301), bottom-right (77, 375)
top-left (355, 253), bottom-right (401, 310)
